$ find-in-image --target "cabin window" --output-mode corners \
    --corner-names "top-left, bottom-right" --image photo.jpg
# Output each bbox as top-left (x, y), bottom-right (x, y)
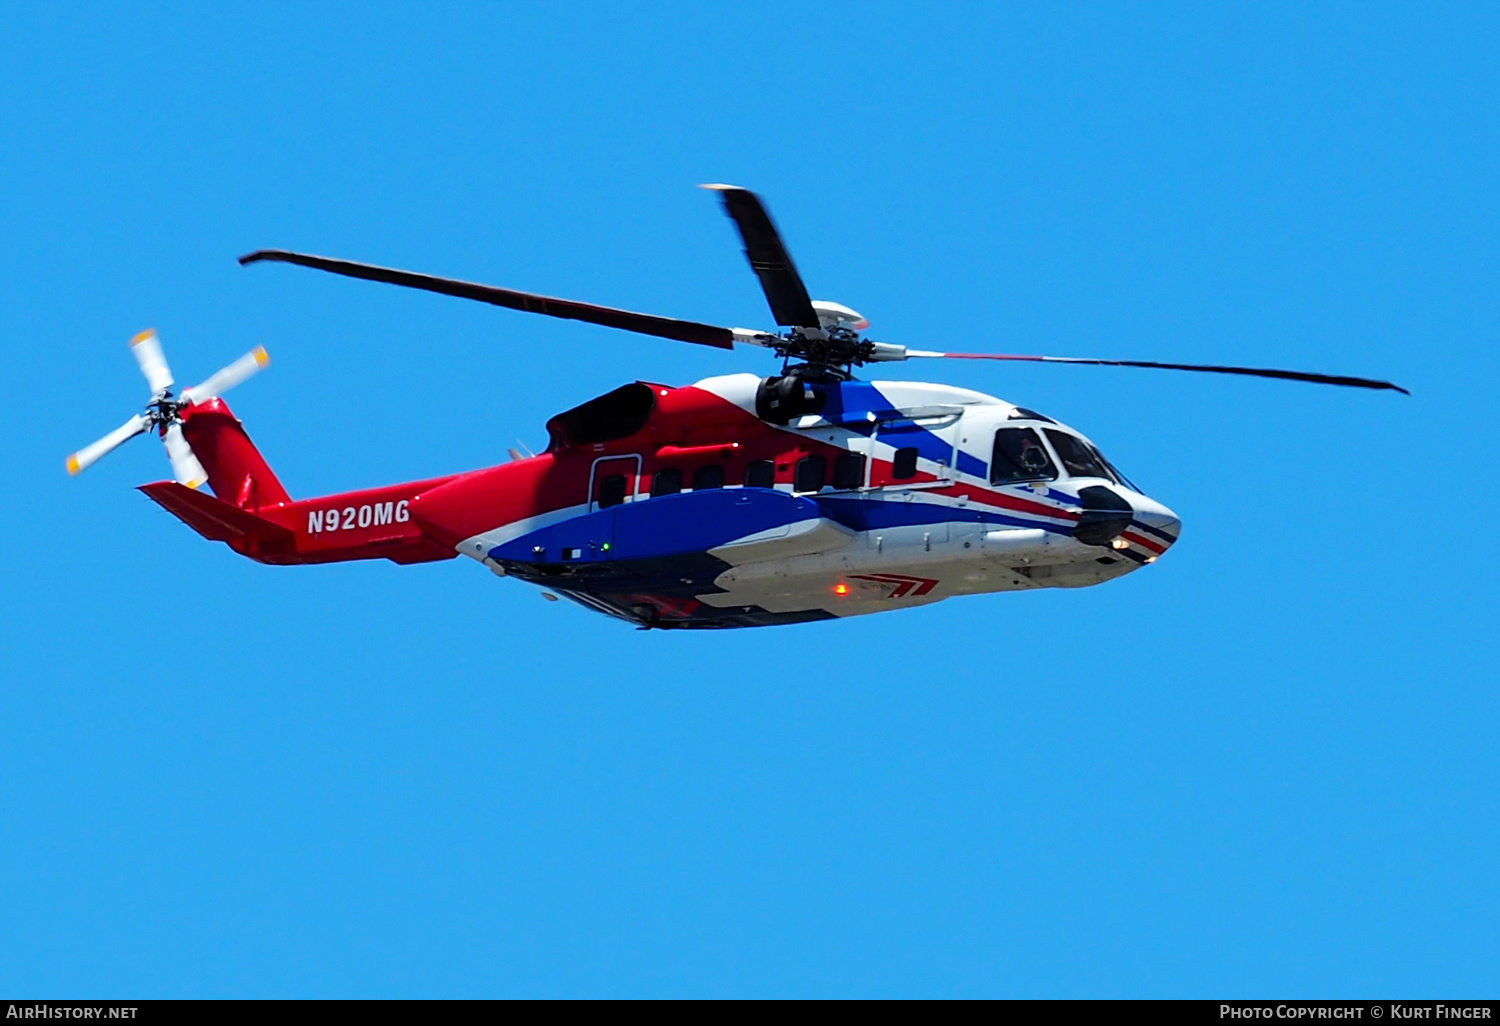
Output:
top-left (794, 455), bottom-right (826, 493)
top-left (693, 464), bottom-right (725, 490)
top-left (832, 452), bottom-right (866, 490)
top-left (891, 447), bottom-right (919, 480)
top-left (1044, 430), bottom-right (1108, 479)
top-left (990, 428), bottom-right (1056, 484)
top-left (597, 474), bottom-right (628, 508)
top-left (651, 467), bottom-right (682, 497)
top-left (744, 460), bottom-right (775, 489)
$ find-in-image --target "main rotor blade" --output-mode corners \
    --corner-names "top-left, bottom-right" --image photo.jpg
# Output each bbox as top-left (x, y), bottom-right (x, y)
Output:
top-left (181, 346), bottom-right (269, 405)
top-left (919, 351), bottom-right (1409, 394)
top-left (701, 185), bottom-right (821, 330)
top-left (238, 250), bottom-right (736, 350)
top-left (129, 329), bottom-right (174, 395)
top-left (66, 414), bottom-right (149, 475)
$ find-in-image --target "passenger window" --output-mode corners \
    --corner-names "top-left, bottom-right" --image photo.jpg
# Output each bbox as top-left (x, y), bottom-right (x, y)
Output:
top-left (794, 455), bottom-right (826, 493)
top-left (891, 447), bottom-right (919, 480)
top-left (990, 428), bottom-right (1056, 484)
top-left (832, 452), bottom-right (866, 489)
top-left (1044, 430), bottom-right (1107, 479)
top-left (693, 464), bottom-right (725, 490)
top-left (597, 474), bottom-right (628, 508)
top-left (651, 467), bottom-right (682, 497)
top-left (744, 460), bottom-right (775, 489)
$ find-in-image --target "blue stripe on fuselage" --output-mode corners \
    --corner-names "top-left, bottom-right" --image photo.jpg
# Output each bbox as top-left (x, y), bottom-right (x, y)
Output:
top-left (874, 418), bottom-right (953, 469)
top-left (823, 381), bottom-right (992, 482)
top-left (488, 488), bottom-right (827, 564)
top-left (818, 380), bottom-right (896, 435)
top-left (1131, 519), bottom-right (1180, 544)
top-left (956, 449), bottom-right (987, 478)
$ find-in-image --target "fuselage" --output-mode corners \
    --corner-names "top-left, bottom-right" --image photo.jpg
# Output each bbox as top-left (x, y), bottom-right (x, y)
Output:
top-left (407, 373), bottom-right (1182, 628)
top-left (153, 373), bottom-right (1179, 629)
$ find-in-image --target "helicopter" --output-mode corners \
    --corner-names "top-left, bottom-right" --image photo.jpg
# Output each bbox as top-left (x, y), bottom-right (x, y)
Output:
top-left (67, 186), bottom-right (1406, 629)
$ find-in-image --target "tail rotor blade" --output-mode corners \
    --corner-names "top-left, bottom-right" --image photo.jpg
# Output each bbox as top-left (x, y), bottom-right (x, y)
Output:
top-left (181, 346), bottom-right (270, 405)
top-left (903, 350), bottom-right (1409, 394)
top-left (162, 422), bottom-right (208, 489)
top-left (129, 329), bottom-right (174, 395)
top-left (66, 414), bottom-right (149, 475)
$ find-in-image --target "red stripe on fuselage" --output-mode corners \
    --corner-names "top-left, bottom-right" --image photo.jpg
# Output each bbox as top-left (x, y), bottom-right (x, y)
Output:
top-left (926, 481), bottom-right (1081, 522)
top-left (1120, 530), bottom-right (1166, 555)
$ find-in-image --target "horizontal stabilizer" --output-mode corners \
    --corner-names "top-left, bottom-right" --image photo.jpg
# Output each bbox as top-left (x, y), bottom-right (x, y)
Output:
top-left (139, 481), bottom-right (294, 543)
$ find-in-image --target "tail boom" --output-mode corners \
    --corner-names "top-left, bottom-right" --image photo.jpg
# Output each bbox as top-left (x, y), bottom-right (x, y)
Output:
top-left (263, 477), bottom-right (462, 564)
top-left (146, 399), bottom-right (462, 564)
top-left (142, 477), bottom-right (462, 565)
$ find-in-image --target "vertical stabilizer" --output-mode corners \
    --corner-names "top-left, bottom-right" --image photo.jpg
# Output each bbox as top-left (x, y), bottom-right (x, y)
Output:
top-left (178, 398), bottom-right (291, 509)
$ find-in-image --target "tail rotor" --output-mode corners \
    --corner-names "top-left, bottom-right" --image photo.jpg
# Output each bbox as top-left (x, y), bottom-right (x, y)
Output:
top-left (160, 421), bottom-right (209, 489)
top-left (65, 414), bottom-right (149, 476)
top-left (129, 328), bottom-right (175, 396)
top-left (66, 329), bottom-right (270, 487)
top-left (180, 346), bottom-right (269, 405)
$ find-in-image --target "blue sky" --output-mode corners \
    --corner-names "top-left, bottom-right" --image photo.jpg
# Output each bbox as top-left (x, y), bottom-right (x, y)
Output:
top-left (2, 2), bottom-right (1496, 997)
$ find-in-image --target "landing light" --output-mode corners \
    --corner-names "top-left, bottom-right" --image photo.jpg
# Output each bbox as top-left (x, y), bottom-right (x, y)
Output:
top-left (1110, 538), bottom-right (1130, 550)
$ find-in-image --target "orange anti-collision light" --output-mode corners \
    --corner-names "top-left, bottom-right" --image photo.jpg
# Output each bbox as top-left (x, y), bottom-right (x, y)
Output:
top-left (834, 583), bottom-right (848, 596)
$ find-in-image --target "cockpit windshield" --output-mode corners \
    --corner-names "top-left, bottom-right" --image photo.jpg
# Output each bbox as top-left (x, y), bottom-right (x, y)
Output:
top-left (991, 427), bottom-right (1057, 484)
top-left (1042, 428), bottom-right (1133, 487)
top-left (1094, 448), bottom-right (1136, 490)
top-left (1044, 430), bottom-right (1109, 479)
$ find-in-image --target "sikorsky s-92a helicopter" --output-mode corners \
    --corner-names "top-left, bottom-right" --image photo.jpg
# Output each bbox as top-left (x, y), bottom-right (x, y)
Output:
top-left (68, 186), bottom-right (1406, 629)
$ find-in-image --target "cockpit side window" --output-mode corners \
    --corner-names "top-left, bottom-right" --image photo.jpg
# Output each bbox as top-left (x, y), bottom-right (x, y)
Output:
top-left (1044, 430), bottom-right (1108, 479)
top-left (991, 428), bottom-right (1057, 485)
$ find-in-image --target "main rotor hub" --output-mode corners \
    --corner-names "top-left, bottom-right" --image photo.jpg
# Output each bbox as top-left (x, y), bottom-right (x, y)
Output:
top-left (145, 393), bottom-right (184, 427)
top-left (769, 325), bottom-right (873, 380)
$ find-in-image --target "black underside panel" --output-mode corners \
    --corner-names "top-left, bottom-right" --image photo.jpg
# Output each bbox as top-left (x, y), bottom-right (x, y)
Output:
top-left (499, 552), bottom-right (836, 629)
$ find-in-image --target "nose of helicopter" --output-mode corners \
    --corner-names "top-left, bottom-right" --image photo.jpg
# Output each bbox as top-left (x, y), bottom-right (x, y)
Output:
top-left (1124, 492), bottom-right (1182, 562)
